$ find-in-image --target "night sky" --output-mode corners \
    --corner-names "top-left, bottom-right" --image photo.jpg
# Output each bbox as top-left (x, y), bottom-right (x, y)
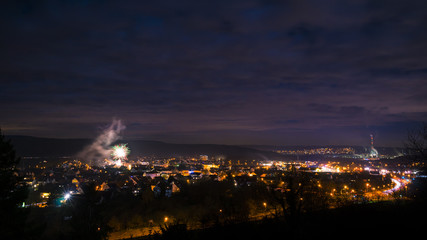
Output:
top-left (1, 0), bottom-right (427, 146)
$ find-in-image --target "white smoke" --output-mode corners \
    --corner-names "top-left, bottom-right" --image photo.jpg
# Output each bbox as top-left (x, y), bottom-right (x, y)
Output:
top-left (78, 119), bottom-right (126, 165)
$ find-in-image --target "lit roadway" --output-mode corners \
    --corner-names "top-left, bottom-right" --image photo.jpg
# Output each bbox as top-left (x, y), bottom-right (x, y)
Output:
top-left (384, 178), bottom-right (401, 194)
top-left (383, 178), bottom-right (408, 195)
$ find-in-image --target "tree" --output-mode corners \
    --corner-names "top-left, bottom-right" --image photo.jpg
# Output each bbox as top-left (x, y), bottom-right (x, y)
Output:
top-left (270, 167), bottom-right (307, 238)
top-left (405, 122), bottom-right (427, 200)
top-left (69, 182), bottom-right (111, 240)
top-left (0, 129), bottom-right (28, 239)
top-left (405, 122), bottom-right (427, 161)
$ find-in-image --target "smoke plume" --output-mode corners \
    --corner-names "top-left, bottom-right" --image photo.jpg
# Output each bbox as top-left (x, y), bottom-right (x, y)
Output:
top-left (78, 119), bottom-right (126, 165)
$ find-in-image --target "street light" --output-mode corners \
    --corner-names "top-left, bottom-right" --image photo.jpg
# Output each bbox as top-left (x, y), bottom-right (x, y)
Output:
top-left (64, 193), bottom-right (71, 201)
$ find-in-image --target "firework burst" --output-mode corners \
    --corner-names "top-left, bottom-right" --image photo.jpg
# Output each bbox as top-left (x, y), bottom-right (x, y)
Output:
top-left (111, 144), bottom-right (130, 161)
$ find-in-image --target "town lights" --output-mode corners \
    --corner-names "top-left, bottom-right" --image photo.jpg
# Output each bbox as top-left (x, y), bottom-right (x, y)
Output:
top-left (64, 192), bottom-right (71, 201)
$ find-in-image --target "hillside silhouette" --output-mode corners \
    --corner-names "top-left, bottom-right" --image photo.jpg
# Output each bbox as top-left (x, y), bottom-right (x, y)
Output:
top-left (7, 135), bottom-right (286, 160)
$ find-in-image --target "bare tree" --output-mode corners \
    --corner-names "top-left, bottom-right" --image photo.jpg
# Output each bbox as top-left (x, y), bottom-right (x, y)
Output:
top-left (270, 166), bottom-right (307, 238)
top-left (405, 122), bottom-right (427, 161)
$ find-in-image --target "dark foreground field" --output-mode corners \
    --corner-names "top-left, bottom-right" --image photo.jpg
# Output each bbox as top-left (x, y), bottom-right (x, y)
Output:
top-left (139, 199), bottom-right (427, 240)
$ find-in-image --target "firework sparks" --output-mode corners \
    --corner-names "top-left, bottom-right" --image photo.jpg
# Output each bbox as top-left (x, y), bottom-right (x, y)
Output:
top-left (111, 144), bottom-right (130, 167)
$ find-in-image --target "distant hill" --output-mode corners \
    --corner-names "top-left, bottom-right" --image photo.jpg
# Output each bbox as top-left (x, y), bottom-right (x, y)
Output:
top-left (7, 135), bottom-right (92, 157)
top-left (125, 140), bottom-right (289, 160)
top-left (6, 135), bottom-right (286, 160)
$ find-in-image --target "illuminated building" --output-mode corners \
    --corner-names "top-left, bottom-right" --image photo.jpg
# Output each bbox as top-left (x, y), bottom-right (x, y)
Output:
top-left (40, 192), bottom-right (51, 199)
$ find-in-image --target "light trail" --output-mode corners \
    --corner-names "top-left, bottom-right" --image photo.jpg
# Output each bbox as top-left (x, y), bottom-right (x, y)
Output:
top-left (383, 178), bottom-right (402, 194)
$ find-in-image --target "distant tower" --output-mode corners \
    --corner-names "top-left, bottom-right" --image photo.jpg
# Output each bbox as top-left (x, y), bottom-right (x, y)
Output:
top-left (368, 134), bottom-right (379, 159)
